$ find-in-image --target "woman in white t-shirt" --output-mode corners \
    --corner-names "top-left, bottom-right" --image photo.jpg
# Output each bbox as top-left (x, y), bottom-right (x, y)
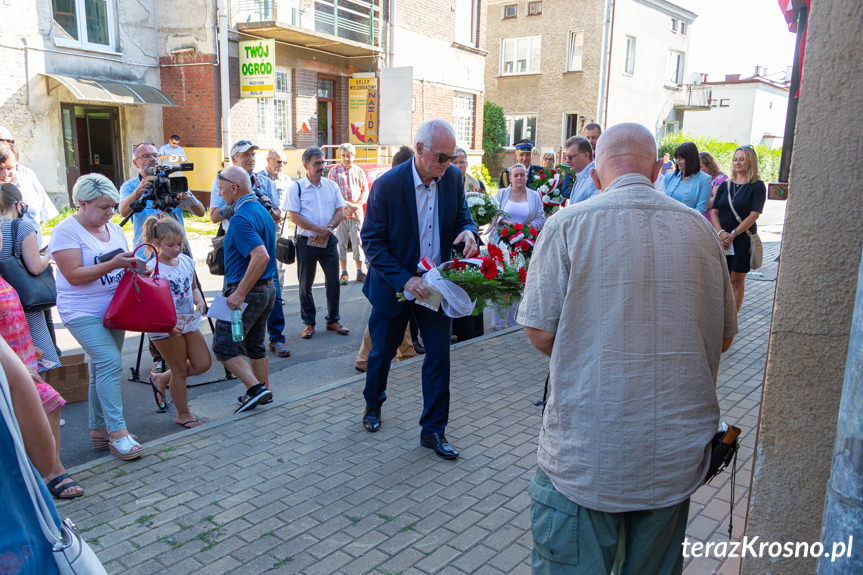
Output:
top-left (49, 174), bottom-right (144, 462)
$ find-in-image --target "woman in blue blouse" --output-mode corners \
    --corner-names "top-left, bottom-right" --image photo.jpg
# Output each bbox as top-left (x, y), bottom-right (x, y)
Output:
top-left (662, 142), bottom-right (712, 214)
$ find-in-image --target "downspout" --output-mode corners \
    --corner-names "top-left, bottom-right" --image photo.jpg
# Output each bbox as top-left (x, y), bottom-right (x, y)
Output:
top-left (596, 0), bottom-right (614, 125)
top-left (218, 0), bottom-right (231, 162)
top-left (388, 0), bottom-right (396, 66)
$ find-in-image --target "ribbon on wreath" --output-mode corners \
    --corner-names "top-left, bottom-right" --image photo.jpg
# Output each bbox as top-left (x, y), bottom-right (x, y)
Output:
top-left (402, 258), bottom-right (476, 318)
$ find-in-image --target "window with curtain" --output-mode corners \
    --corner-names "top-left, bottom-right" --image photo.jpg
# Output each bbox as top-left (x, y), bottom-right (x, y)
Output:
top-left (624, 36), bottom-right (636, 75)
top-left (505, 115), bottom-right (537, 147)
top-left (566, 30), bottom-right (583, 72)
top-left (258, 69), bottom-right (294, 147)
top-left (500, 36), bottom-right (541, 75)
top-left (455, 0), bottom-right (479, 46)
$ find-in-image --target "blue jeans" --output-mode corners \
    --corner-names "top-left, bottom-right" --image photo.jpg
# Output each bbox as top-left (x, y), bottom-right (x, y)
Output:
top-left (65, 315), bottom-right (126, 433)
top-left (267, 274), bottom-right (285, 344)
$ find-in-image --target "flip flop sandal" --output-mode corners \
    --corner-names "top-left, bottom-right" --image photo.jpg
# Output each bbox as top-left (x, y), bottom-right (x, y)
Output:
top-left (46, 473), bottom-right (84, 499)
top-left (150, 374), bottom-right (170, 412)
top-left (174, 419), bottom-right (202, 429)
top-left (109, 434), bottom-right (144, 461)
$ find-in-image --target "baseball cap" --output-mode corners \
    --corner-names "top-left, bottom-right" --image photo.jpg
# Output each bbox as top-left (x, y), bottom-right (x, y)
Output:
top-left (230, 140), bottom-right (258, 157)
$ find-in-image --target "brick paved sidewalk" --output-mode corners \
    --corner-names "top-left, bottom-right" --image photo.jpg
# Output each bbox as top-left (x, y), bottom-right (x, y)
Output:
top-left (57, 246), bottom-right (777, 575)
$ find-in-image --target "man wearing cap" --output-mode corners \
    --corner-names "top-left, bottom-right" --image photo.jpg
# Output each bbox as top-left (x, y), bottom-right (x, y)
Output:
top-left (0, 127), bottom-right (59, 247)
top-left (210, 141), bottom-right (289, 358)
top-left (499, 138), bottom-right (542, 189)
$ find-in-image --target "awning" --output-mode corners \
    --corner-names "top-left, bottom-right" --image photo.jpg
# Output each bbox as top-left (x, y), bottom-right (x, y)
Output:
top-left (43, 74), bottom-right (176, 106)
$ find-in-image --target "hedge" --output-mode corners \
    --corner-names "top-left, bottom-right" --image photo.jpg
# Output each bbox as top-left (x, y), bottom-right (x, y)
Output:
top-left (659, 133), bottom-right (781, 183)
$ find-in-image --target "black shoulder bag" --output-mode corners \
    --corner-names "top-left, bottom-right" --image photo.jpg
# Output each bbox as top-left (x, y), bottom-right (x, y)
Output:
top-left (275, 182), bottom-right (299, 265)
top-left (0, 219), bottom-right (57, 311)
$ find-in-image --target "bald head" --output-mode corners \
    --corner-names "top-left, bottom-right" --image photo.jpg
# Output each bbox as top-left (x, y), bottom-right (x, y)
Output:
top-left (222, 166), bottom-right (251, 192)
top-left (592, 123), bottom-right (661, 189)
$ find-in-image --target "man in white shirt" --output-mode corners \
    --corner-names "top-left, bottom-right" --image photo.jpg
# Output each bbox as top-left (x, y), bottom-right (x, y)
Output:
top-left (562, 136), bottom-right (599, 204)
top-left (281, 146), bottom-right (348, 339)
top-left (159, 135), bottom-right (186, 165)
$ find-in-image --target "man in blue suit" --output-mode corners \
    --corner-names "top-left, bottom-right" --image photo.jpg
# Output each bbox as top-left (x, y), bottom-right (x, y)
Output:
top-left (360, 119), bottom-right (479, 459)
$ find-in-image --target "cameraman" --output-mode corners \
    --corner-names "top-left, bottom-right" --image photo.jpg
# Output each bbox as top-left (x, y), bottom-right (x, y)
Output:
top-left (119, 142), bottom-right (206, 247)
top-left (209, 140), bottom-right (288, 358)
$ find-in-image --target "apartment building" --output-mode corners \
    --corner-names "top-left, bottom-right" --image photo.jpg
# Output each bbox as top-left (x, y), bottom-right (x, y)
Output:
top-left (485, 0), bottom-right (697, 154)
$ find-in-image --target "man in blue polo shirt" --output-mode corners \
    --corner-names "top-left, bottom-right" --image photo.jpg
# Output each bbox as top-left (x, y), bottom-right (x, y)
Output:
top-left (212, 165), bottom-right (278, 413)
top-left (210, 140), bottom-right (289, 358)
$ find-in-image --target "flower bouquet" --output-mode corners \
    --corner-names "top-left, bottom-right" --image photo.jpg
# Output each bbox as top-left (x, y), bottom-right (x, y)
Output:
top-left (528, 165), bottom-right (572, 215)
top-left (498, 222), bottom-right (539, 259)
top-left (440, 243), bottom-right (528, 314)
top-left (466, 191), bottom-right (506, 227)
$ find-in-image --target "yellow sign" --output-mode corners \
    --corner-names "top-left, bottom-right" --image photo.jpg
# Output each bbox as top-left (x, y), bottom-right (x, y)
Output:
top-left (238, 39), bottom-right (275, 98)
top-left (349, 77), bottom-right (378, 144)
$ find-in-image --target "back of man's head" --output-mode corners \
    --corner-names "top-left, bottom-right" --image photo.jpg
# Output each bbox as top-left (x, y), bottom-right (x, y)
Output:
top-left (222, 165), bottom-right (252, 193)
top-left (593, 123), bottom-right (660, 188)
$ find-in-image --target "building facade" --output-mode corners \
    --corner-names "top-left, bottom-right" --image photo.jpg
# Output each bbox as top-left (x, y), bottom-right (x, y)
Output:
top-left (0, 0), bottom-right (174, 206)
top-left (484, 0), bottom-right (696, 156)
top-left (681, 73), bottom-right (790, 148)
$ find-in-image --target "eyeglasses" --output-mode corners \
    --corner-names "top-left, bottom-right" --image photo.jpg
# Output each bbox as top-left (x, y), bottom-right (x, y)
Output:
top-left (311, 161), bottom-right (325, 167)
top-left (135, 153), bottom-right (159, 160)
top-left (271, 160), bottom-right (285, 165)
top-left (564, 152), bottom-right (588, 161)
top-left (0, 138), bottom-right (13, 145)
top-left (217, 170), bottom-right (240, 187)
top-left (433, 152), bottom-right (458, 164)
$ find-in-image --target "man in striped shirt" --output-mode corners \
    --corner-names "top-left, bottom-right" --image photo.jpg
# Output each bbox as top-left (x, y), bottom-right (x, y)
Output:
top-left (328, 143), bottom-right (369, 284)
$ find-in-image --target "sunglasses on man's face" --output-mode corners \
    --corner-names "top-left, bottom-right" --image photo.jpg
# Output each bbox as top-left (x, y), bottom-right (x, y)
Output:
top-left (0, 138), bottom-right (13, 145)
top-left (432, 152), bottom-right (458, 164)
top-left (217, 170), bottom-right (239, 187)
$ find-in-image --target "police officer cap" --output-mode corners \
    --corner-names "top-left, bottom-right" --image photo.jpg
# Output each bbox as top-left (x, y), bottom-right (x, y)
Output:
top-left (514, 139), bottom-right (534, 151)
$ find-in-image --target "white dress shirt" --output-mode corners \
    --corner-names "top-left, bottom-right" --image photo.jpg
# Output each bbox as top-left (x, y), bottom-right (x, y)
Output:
top-left (411, 158), bottom-right (440, 269)
top-left (281, 176), bottom-right (346, 237)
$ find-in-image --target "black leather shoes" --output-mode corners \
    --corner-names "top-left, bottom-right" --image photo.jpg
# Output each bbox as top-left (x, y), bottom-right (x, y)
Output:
top-left (363, 408), bottom-right (381, 432)
top-left (420, 433), bottom-right (459, 459)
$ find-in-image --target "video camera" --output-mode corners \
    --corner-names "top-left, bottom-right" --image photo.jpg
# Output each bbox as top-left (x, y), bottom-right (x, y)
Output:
top-left (130, 163), bottom-right (194, 214)
top-left (253, 186), bottom-right (277, 215)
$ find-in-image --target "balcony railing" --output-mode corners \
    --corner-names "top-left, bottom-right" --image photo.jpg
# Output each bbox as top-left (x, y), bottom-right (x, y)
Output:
top-left (230, 0), bottom-right (380, 47)
top-left (675, 84), bottom-right (712, 109)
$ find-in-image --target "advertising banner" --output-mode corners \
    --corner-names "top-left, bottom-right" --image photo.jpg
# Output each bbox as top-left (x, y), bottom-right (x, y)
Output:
top-left (349, 77), bottom-right (378, 144)
top-left (239, 39), bottom-right (275, 98)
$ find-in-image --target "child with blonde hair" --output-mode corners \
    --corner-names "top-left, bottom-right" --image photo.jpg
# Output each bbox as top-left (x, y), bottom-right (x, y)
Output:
top-left (142, 214), bottom-right (212, 428)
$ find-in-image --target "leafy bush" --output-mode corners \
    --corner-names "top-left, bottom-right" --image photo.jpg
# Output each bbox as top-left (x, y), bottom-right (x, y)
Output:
top-left (659, 133), bottom-right (781, 182)
top-left (469, 163), bottom-right (498, 193)
top-left (482, 101), bottom-right (507, 156)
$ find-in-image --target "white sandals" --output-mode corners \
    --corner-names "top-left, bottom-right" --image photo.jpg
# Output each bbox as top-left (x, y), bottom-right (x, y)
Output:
top-left (108, 434), bottom-right (144, 461)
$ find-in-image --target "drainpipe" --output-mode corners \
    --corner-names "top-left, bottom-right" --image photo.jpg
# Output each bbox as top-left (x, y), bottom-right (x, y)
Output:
top-left (219, 0), bottom-right (231, 162)
top-left (388, 0), bottom-right (396, 66)
top-left (596, 0), bottom-right (614, 125)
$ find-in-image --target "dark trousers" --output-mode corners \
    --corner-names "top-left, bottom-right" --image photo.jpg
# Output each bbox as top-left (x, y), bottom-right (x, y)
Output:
top-left (267, 275), bottom-right (285, 343)
top-left (296, 235), bottom-right (340, 326)
top-left (364, 302), bottom-right (452, 434)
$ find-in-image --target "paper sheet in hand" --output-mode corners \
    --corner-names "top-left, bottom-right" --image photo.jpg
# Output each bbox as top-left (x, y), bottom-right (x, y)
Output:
top-left (307, 233), bottom-right (328, 248)
top-left (207, 296), bottom-right (249, 321)
top-left (415, 281), bottom-right (443, 312)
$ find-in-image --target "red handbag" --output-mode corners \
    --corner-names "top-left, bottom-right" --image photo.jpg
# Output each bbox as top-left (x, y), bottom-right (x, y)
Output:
top-left (103, 244), bottom-right (177, 333)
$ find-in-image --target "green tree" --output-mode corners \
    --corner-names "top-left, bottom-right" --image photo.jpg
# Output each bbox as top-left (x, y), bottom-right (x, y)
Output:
top-left (659, 133), bottom-right (781, 182)
top-left (483, 101), bottom-right (507, 155)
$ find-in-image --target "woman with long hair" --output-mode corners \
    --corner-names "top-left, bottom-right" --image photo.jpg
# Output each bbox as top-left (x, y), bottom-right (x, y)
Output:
top-left (710, 146), bottom-right (766, 313)
top-left (662, 142), bottom-right (713, 214)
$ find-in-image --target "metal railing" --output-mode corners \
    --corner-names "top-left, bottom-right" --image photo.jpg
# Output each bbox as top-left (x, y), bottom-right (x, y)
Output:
top-left (230, 0), bottom-right (380, 46)
top-left (675, 84), bottom-right (712, 109)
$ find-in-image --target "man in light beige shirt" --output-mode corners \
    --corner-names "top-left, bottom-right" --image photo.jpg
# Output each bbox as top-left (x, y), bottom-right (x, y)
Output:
top-left (518, 123), bottom-right (738, 574)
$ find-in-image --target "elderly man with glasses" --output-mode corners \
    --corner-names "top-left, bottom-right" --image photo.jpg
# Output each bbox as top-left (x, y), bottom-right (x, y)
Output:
top-left (359, 119), bottom-right (478, 459)
top-left (282, 146), bottom-right (348, 340)
top-left (213, 165), bottom-right (278, 413)
top-left (210, 141), bottom-right (289, 358)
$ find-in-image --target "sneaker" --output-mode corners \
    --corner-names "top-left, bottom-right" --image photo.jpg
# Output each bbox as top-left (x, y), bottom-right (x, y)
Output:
top-left (269, 341), bottom-right (291, 357)
top-left (340, 271), bottom-right (349, 285)
top-left (234, 384), bottom-right (273, 414)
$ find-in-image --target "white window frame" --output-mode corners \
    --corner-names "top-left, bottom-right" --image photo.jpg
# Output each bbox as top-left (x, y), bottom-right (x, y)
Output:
top-left (504, 114), bottom-right (537, 147)
top-left (455, 0), bottom-right (479, 47)
top-left (526, 1), bottom-right (542, 16)
top-left (671, 18), bottom-right (677, 32)
top-left (566, 30), bottom-right (583, 72)
top-left (624, 35), bottom-right (636, 76)
top-left (502, 3), bottom-right (517, 19)
top-left (500, 36), bottom-right (542, 76)
top-left (52, 0), bottom-right (118, 53)
top-left (257, 67), bottom-right (294, 148)
top-left (679, 22), bottom-right (687, 35)
top-left (453, 92), bottom-right (475, 148)
top-left (667, 50), bottom-right (684, 86)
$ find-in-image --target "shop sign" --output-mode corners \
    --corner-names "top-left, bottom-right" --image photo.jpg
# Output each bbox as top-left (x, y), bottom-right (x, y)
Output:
top-left (349, 77), bottom-right (378, 144)
top-left (239, 39), bottom-right (275, 98)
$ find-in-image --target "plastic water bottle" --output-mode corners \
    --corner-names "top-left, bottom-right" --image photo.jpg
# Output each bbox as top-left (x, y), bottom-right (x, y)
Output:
top-left (231, 308), bottom-right (243, 342)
